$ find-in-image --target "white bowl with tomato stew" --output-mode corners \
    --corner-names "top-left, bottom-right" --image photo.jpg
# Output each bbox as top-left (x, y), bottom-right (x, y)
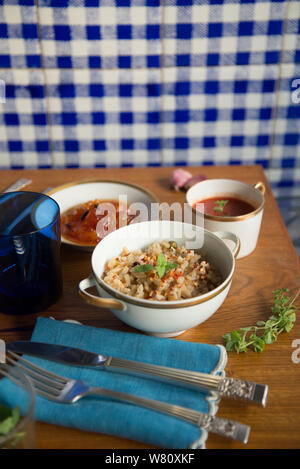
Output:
top-left (46, 180), bottom-right (159, 250)
top-left (78, 220), bottom-right (239, 337)
top-left (186, 179), bottom-right (265, 259)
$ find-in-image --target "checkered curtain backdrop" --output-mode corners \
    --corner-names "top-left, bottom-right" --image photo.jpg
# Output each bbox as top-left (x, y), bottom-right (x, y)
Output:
top-left (0, 0), bottom-right (299, 199)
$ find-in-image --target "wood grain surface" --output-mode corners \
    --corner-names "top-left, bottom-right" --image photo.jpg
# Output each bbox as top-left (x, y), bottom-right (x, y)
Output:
top-left (0, 165), bottom-right (299, 450)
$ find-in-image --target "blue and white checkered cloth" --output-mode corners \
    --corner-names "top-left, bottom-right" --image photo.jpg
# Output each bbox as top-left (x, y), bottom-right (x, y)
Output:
top-left (0, 0), bottom-right (299, 195)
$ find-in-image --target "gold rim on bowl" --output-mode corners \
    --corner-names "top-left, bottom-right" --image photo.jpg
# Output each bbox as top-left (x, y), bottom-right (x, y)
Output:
top-left (46, 178), bottom-right (160, 204)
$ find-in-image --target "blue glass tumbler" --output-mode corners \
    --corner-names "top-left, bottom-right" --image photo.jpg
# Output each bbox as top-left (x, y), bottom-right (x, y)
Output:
top-left (0, 191), bottom-right (63, 315)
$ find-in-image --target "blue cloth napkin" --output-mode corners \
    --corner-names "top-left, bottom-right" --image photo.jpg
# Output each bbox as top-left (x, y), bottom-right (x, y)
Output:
top-left (0, 317), bottom-right (228, 449)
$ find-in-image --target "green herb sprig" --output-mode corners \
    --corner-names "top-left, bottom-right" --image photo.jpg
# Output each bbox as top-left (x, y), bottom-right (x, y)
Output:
top-left (0, 404), bottom-right (20, 436)
top-left (223, 288), bottom-right (300, 353)
top-left (213, 200), bottom-right (229, 213)
top-left (134, 252), bottom-right (178, 279)
top-left (0, 404), bottom-right (25, 448)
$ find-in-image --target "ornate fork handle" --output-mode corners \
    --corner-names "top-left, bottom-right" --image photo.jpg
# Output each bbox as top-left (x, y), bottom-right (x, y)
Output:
top-left (83, 386), bottom-right (250, 444)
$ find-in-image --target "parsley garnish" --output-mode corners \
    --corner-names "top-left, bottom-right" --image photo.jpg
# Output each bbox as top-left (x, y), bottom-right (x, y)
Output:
top-left (223, 288), bottom-right (300, 353)
top-left (213, 200), bottom-right (229, 213)
top-left (134, 252), bottom-right (178, 278)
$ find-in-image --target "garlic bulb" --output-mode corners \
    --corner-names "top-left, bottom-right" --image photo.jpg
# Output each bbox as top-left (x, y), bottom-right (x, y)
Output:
top-left (171, 169), bottom-right (206, 191)
top-left (171, 169), bottom-right (193, 191)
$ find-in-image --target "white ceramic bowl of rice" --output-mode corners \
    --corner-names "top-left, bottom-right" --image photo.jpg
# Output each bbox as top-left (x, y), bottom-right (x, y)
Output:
top-left (79, 220), bottom-right (240, 337)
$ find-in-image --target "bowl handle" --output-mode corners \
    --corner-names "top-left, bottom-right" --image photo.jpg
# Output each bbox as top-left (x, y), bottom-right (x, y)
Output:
top-left (213, 231), bottom-right (241, 259)
top-left (253, 181), bottom-right (266, 196)
top-left (78, 274), bottom-right (126, 311)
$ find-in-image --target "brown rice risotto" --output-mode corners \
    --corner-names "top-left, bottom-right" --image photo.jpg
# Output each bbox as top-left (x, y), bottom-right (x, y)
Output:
top-left (102, 240), bottom-right (222, 301)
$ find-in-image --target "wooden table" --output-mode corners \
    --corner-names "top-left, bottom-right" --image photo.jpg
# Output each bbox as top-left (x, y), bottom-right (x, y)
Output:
top-left (0, 165), bottom-right (300, 450)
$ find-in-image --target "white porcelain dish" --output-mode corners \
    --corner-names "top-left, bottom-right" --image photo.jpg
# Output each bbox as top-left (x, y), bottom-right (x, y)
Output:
top-left (78, 220), bottom-right (240, 337)
top-left (186, 179), bottom-right (265, 259)
top-left (46, 180), bottom-right (159, 250)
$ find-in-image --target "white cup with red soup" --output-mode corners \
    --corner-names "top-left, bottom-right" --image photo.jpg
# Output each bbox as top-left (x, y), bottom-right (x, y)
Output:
top-left (186, 179), bottom-right (265, 259)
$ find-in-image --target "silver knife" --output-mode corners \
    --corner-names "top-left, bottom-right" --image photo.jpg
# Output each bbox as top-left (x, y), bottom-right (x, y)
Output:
top-left (7, 341), bottom-right (268, 406)
top-left (3, 178), bottom-right (32, 193)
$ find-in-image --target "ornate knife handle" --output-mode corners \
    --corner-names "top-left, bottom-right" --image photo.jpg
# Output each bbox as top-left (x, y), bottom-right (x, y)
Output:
top-left (217, 377), bottom-right (268, 405)
top-left (107, 357), bottom-right (268, 406)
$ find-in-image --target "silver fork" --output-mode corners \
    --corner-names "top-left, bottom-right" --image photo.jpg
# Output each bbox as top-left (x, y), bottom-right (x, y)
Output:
top-left (4, 351), bottom-right (250, 444)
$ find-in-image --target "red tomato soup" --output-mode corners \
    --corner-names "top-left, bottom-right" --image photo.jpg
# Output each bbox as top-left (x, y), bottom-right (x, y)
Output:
top-left (61, 199), bottom-right (136, 246)
top-left (193, 197), bottom-right (256, 217)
